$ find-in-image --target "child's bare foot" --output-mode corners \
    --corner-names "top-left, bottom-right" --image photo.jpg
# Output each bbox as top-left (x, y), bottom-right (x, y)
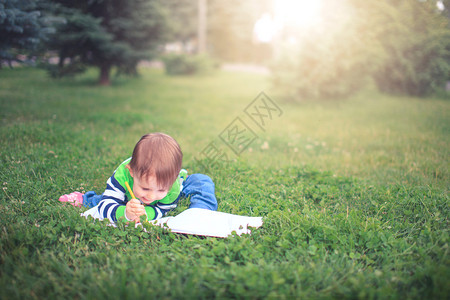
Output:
top-left (58, 192), bottom-right (84, 207)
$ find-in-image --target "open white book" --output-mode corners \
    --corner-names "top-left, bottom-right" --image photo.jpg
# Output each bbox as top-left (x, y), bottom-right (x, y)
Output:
top-left (82, 207), bottom-right (263, 238)
top-left (150, 208), bottom-right (263, 237)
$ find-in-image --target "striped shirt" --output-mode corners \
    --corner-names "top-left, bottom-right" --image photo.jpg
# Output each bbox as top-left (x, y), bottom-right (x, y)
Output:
top-left (97, 157), bottom-right (187, 223)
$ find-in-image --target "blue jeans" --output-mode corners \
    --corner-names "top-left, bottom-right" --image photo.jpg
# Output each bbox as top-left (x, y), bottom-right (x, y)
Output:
top-left (181, 174), bottom-right (218, 210)
top-left (82, 191), bottom-right (103, 208)
top-left (83, 173), bottom-right (218, 211)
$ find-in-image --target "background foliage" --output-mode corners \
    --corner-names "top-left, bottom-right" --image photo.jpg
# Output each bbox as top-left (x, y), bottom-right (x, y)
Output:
top-left (0, 0), bottom-right (55, 66)
top-left (162, 0), bottom-right (272, 63)
top-left (1, 0), bottom-right (448, 97)
top-left (161, 53), bottom-right (218, 75)
top-left (370, 0), bottom-right (450, 96)
top-left (271, 0), bottom-right (450, 99)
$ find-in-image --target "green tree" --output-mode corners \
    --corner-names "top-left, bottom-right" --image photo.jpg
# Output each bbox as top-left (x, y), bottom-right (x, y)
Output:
top-left (0, 0), bottom-right (54, 68)
top-left (47, 0), bottom-right (169, 85)
top-left (372, 0), bottom-right (450, 96)
top-left (272, 0), bottom-right (450, 100)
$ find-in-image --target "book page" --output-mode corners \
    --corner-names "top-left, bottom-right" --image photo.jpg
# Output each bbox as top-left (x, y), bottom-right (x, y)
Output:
top-left (151, 208), bottom-right (263, 238)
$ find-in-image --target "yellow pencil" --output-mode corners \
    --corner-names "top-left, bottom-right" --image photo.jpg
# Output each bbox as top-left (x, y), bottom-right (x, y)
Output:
top-left (125, 181), bottom-right (144, 205)
top-left (125, 181), bottom-right (136, 199)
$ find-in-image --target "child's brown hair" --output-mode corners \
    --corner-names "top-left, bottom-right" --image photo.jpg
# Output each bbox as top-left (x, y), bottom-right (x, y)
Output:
top-left (129, 133), bottom-right (183, 189)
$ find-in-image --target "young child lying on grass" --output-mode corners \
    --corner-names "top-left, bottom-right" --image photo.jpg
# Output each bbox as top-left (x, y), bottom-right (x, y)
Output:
top-left (59, 132), bottom-right (218, 223)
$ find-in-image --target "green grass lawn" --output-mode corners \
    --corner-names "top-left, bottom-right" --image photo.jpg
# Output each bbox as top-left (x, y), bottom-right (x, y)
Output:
top-left (0, 67), bottom-right (448, 299)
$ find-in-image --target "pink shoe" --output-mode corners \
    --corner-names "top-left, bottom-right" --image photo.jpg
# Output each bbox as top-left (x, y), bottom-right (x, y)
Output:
top-left (59, 192), bottom-right (84, 207)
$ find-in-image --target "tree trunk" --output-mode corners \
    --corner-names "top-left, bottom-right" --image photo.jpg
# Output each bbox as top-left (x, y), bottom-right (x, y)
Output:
top-left (58, 50), bottom-right (65, 68)
top-left (99, 64), bottom-right (111, 86)
top-left (197, 0), bottom-right (207, 54)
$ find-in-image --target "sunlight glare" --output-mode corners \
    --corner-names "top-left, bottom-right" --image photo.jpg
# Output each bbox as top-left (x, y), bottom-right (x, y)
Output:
top-left (274, 0), bottom-right (323, 28)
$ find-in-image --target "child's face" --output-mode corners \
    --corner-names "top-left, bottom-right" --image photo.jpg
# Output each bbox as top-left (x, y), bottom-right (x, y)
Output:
top-left (131, 175), bottom-right (169, 204)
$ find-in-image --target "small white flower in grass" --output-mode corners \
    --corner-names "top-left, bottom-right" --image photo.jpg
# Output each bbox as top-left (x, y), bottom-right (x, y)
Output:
top-left (306, 144), bottom-right (313, 150)
top-left (261, 141), bottom-right (269, 150)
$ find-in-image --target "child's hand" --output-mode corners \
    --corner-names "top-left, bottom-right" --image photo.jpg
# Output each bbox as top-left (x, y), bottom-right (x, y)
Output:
top-left (125, 199), bottom-right (146, 222)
